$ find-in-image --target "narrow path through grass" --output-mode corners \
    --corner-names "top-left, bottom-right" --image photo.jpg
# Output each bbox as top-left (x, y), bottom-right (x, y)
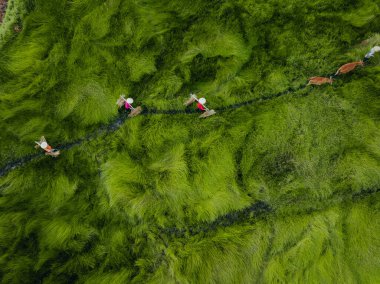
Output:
top-left (0, 53), bottom-right (373, 177)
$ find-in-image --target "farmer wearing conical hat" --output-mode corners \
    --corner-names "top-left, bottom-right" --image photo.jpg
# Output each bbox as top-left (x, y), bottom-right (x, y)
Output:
top-left (116, 95), bottom-right (142, 117)
top-left (184, 93), bottom-right (216, 118)
top-left (197, 97), bottom-right (207, 111)
top-left (35, 136), bottom-right (60, 157)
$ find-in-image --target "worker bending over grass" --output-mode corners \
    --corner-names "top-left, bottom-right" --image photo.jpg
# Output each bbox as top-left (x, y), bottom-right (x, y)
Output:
top-left (35, 136), bottom-right (60, 157)
top-left (184, 93), bottom-right (216, 118)
top-left (116, 95), bottom-right (142, 117)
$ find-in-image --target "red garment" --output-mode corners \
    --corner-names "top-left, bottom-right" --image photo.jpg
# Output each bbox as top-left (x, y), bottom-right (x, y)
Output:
top-left (124, 102), bottom-right (132, 109)
top-left (44, 145), bottom-right (52, 152)
top-left (197, 102), bottom-right (205, 111)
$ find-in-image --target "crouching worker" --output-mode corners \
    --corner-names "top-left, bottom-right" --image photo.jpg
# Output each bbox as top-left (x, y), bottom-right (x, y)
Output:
top-left (116, 95), bottom-right (142, 118)
top-left (184, 93), bottom-right (216, 118)
top-left (35, 136), bottom-right (60, 157)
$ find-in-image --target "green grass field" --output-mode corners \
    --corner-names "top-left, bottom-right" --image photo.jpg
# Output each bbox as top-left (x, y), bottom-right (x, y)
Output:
top-left (0, 0), bottom-right (380, 283)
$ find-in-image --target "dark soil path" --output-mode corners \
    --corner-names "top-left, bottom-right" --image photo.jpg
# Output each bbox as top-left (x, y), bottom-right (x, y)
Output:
top-left (0, 83), bottom-right (310, 178)
top-left (0, 55), bottom-right (374, 178)
top-left (0, 0), bottom-right (7, 23)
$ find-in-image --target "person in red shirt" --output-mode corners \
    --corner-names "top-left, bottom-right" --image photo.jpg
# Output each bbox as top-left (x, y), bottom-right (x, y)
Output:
top-left (184, 94), bottom-right (216, 118)
top-left (196, 97), bottom-right (216, 118)
top-left (35, 137), bottom-right (60, 157)
top-left (197, 97), bottom-right (207, 111)
top-left (117, 96), bottom-right (142, 117)
top-left (124, 98), bottom-right (134, 110)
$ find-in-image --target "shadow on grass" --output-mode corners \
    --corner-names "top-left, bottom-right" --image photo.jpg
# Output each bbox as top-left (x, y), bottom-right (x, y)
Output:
top-left (0, 55), bottom-right (374, 178)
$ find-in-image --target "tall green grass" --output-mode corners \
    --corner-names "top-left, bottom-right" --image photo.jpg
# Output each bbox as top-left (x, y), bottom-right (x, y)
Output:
top-left (0, 0), bottom-right (380, 282)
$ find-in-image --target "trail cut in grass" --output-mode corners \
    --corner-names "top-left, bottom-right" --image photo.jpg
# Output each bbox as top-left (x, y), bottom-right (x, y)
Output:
top-left (0, 0), bottom-right (380, 283)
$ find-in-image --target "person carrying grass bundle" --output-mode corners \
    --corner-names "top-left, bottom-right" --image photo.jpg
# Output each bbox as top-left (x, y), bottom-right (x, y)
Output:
top-left (35, 136), bottom-right (60, 157)
top-left (335, 61), bottom-right (364, 76)
top-left (364, 46), bottom-right (380, 62)
top-left (197, 98), bottom-right (207, 111)
top-left (308, 46), bottom-right (379, 86)
top-left (184, 93), bottom-right (216, 118)
top-left (116, 95), bottom-right (142, 117)
top-left (307, 76), bottom-right (333, 86)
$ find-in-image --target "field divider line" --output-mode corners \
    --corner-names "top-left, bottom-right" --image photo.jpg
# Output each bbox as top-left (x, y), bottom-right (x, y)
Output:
top-left (156, 187), bottom-right (380, 238)
top-left (0, 55), bottom-right (374, 177)
top-left (0, 84), bottom-right (309, 177)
